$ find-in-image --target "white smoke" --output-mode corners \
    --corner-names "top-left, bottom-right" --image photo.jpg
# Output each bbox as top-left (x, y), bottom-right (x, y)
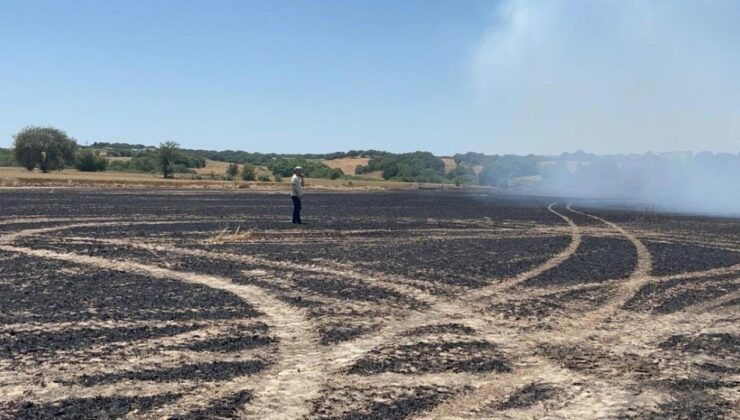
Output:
top-left (471, 0), bottom-right (740, 155)
top-left (470, 0), bottom-right (740, 215)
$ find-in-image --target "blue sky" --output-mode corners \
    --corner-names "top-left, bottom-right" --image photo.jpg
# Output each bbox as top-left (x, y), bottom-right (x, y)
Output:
top-left (1, 0), bottom-right (738, 155)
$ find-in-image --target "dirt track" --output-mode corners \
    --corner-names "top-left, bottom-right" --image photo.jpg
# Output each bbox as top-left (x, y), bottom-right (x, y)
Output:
top-left (0, 189), bottom-right (738, 419)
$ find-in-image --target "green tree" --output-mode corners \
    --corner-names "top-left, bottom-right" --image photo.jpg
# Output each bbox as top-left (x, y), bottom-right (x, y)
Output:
top-left (157, 141), bottom-right (180, 178)
top-left (226, 163), bottom-right (239, 178)
top-left (267, 158), bottom-right (343, 179)
top-left (356, 152), bottom-right (446, 183)
top-left (0, 148), bottom-right (17, 166)
top-left (240, 164), bottom-right (256, 181)
top-left (75, 149), bottom-right (108, 172)
top-left (13, 126), bottom-right (77, 172)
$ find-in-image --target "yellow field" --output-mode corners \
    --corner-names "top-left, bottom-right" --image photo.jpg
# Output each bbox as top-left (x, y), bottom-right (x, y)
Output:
top-left (441, 158), bottom-right (457, 172)
top-left (323, 157), bottom-right (369, 175)
top-left (194, 159), bottom-right (232, 175)
top-left (0, 166), bottom-right (422, 190)
top-left (195, 160), bottom-right (274, 180)
top-left (106, 156), bottom-right (133, 162)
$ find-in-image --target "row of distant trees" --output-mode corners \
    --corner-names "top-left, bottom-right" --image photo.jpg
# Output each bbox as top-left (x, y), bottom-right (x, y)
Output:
top-left (10, 126), bottom-right (187, 178)
top-left (98, 141), bottom-right (346, 180)
top-left (6, 126), bottom-right (349, 181)
top-left (8, 126), bottom-right (738, 195)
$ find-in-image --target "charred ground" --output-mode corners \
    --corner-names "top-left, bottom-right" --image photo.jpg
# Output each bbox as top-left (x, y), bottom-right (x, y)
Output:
top-left (0, 189), bottom-right (737, 419)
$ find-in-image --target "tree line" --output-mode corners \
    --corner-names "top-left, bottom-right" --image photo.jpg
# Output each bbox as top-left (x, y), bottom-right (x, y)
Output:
top-left (4, 126), bottom-right (738, 196)
top-left (7, 127), bottom-right (198, 178)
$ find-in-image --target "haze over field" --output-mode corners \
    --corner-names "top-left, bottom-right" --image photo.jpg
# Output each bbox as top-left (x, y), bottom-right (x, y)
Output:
top-left (472, 0), bottom-right (740, 155)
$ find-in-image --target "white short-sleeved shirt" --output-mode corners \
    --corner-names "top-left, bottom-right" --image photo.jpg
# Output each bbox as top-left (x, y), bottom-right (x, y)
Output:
top-left (291, 174), bottom-right (303, 197)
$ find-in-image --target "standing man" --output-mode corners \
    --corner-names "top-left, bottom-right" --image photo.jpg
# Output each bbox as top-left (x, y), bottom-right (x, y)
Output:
top-left (291, 166), bottom-right (305, 224)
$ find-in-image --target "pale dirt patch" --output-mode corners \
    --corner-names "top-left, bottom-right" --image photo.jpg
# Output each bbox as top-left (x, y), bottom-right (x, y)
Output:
top-left (194, 159), bottom-right (232, 175)
top-left (323, 157), bottom-right (370, 175)
top-left (441, 158), bottom-right (457, 173)
top-left (205, 226), bottom-right (257, 244)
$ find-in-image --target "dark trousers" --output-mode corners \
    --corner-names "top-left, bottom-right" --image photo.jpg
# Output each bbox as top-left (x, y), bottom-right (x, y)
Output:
top-left (291, 196), bottom-right (302, 224)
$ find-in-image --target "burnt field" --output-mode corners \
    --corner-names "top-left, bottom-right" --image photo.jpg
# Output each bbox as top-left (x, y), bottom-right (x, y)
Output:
top-left (0, 189), bottom-right (738, 419)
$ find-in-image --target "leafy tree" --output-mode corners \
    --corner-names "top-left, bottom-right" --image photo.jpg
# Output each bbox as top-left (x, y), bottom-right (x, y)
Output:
top-left (157, 141), bottom-right (180, 178)
top-left (13, 126), bottom-right (77, 172)
top-left (131, 155), bottom-right (158, 172)
top-left (226, 163), bottom-right (239, 178)
top-left (267, 158), bottom-right (343, 179)
top-left (240, 164), bottom-right (256, 181)
top-left (75, 149), bottom-right (108, 172)
top-left (453, 152), bottom-right (486, 166)
top-left (174, 151), bottom-right (206, 169)
top-left (447, 164), bottom-right (477, 180)
top-left (478, 155), bottom-right (540, 187)
top-left (107, 160), bottom-right (130, 171)
top-left (0, 148), bottom-right (17, 166)
top-left (356, 152), bottom-right (446, 182)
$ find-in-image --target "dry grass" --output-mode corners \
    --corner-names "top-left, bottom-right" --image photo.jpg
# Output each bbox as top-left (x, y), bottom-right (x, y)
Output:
top-left (441, 158), bottom-right (457, 172)
top-left (194, 159), bottom-right (232, 175)
top-left (323, 158), bottom-right (370, 176)
top-left (0, 166), bottom-right (238, 188)
top-left (205, 226), bottom-right (257, 244)
top-left (195, 160), bottom-right (273, 180)
top-left (0, 166), bottom-right (423, 190)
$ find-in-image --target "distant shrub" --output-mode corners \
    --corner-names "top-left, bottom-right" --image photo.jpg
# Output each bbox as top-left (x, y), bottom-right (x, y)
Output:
top-left (258, 175), bottom-right (271, 182)
top-left (107, 160), bottom-right (129, 171)
top-left (170, 163), bottom-right (195, 174)
top-left (226, 163), bottom-right (239, 178)
top-left (130, 155), bottom-right (157, 172)
top-left (274, 174), bottom-right (282, 182)
top-left (0, 148), bottom-right (17, 166)
top-left (75, 149), bottom-right (108, 172)
top-left (240, 164), bottom-right (256, 181)
top-left (267, 158), bottom-right (343, 179)
top-left (356, 151), bottom-right (446, 183)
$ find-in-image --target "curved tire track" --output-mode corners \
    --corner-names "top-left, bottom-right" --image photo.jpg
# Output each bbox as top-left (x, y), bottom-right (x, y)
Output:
top-left (0, 243), bottom-right (326, 419)
top-left (325, 203), bottom-right (584, 414)
top-left (427, 205), bottom-right (657, 418)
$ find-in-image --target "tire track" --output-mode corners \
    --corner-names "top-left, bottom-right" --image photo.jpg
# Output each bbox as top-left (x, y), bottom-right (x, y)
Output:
top-left (0, 203), bottom-right (592, 419)
top-left (472, 203), bottom-right (582, 298)
top-left (0, 244), bottom-right (326, 419)
top-left (426, 205), bottom-right (656, 418)
top-left (0, 219), bottom-right (207, 244)
top-left (6, 204), bottom-right (716, 419)
top-left (560, 205), bottom-right (653, 334)
top-left (325, 203), bottom-right (582, 407)
top-left (1, 220), bottom-right (446, 305)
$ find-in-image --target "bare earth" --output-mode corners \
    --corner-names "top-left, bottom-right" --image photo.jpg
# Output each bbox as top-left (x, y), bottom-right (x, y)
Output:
top-left (0, 166), bottom-right (416, 190)
top-left (323, 158), bottom-right (370, 176)
top-left (0, 190), bottom-right (737, 419)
